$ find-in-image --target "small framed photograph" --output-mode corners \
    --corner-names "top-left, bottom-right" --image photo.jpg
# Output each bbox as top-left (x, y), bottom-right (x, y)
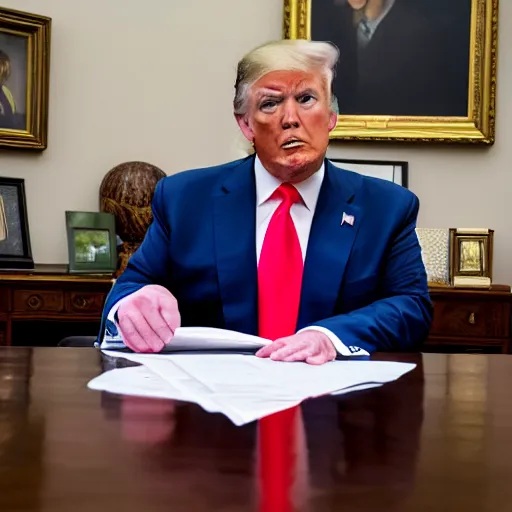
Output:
top-left (65, 211), bottom-right (117, 274)
top-left (0, 177), bottom-right (33, 269)
top-left (329, 158), bottom-right (408, 188)
top-left (0, 7), bottom-right (51, 150)
top-left (449, 228), bottom-right (493, 288)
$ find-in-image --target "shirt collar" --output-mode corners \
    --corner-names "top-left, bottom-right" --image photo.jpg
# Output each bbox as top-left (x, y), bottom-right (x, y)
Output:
top-left (364, 0), bottom-right (395, 36)
top-left (254, 154), bottom-right (325, 211)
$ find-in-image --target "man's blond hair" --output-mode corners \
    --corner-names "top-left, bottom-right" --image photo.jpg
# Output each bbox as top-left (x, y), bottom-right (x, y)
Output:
top-left (233, 39), bottom-right (339, 115)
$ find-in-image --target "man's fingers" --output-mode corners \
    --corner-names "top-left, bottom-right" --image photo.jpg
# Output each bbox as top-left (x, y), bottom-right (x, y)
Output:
top-left (116, 285), bottom-right (181, 352)
top-left (138, 299), bottom-right (174, 344)
top-left (255, 341), bottom-right (286, 358)
top-left (160, 305), bottom-right (180, 334)
top-left (122, 309), bottom-right (165, 353)
top-left (306, 353), bottom-right (332, 365)
top-left (118, 315), bottom-right (152, 353)
top-left (256, 332), bottom-right (335, 364)
top-left (156, 293), bottom-right (181, 332)
top-left (275, 348), bottom-right (314, 362)
top-left (268, 340), bottom-right (309, 361)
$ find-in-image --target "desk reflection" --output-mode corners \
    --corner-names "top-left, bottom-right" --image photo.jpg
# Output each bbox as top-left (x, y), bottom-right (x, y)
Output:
top-left (99, 353), bottom-right (424, 511)
top-left (305, 354), bottom-right (424, 510)
top-left (0, 350), bottom-right (45, 512)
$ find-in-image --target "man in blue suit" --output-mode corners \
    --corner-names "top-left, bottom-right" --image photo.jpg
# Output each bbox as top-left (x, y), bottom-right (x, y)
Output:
top-left (99, 39), bottom-right (432, 363)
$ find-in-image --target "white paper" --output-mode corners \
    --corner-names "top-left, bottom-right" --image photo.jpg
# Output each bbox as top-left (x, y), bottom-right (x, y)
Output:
top-left (101, 326), bottom-right (273, 353)
top-left (166, 326), bottom-right (272, 352)
top-left (331, 382), bottom-right (382, 395)
top-left (88, 363), bottom-right (381, 406)
top-left (95, 351), bottom-right (415, 426)
top-left (88, 364), bottom-right (189, 401)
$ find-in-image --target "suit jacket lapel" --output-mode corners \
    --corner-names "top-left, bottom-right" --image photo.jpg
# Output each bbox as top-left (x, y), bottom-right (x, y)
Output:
top-left (298, 160), bottom-right (364, 329)
top-left (213, 156), bottom-right (259, 335)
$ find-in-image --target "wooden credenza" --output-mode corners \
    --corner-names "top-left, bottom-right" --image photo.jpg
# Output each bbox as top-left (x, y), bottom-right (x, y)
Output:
top-left (0, 265), bottom-right (114, 346)
top-left (426, 284), bottom-right (512, 354)
top-left (0, 266), bottom-right (510, 352)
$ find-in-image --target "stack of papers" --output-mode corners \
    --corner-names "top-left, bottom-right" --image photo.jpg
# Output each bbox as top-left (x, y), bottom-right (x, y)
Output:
top-left (89, 350), bottom-right (415, 426)
top-left (101, 326), bottom-right (273, 352)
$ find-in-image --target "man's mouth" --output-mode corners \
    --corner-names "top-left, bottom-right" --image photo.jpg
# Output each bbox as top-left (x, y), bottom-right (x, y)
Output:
top-left (281, 139), bottom-right (305, 149)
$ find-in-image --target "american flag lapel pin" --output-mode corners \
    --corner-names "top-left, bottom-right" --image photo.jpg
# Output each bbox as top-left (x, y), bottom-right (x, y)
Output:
top-left (341, 212), bottom-right (355, 227)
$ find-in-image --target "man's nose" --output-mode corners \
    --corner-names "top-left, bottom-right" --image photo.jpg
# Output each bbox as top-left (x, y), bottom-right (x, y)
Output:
top-left (281, 101), bottom-right (300, 129)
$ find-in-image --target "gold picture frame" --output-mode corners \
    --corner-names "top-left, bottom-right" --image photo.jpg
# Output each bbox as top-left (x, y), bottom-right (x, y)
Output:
top-left (283, 0), bottom-right (499, 145)
top-left (449, 228), bottom-right (494, 288)
top-left (0, 7), bottom-right (51, 150)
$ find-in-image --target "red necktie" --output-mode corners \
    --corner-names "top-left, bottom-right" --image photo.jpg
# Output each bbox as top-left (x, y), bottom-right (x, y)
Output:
top-left (257, 407), bottom-right (301, 512)
top-left (258, 183), bottom-right (303, 341)
top-left (257, 183), bottom-right (304, 512)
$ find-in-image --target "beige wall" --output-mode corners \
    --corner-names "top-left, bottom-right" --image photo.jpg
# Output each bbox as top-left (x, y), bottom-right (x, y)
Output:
top-left (1, 0), bottom-right (510, 284)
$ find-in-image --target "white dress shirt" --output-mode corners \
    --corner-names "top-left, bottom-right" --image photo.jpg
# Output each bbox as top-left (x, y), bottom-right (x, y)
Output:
top-left (254, 156), bottom-right (366, 357)
top-left (255, 155), bottom-right (323, 264)
top-left (102, 156), bottom-right (368, 357)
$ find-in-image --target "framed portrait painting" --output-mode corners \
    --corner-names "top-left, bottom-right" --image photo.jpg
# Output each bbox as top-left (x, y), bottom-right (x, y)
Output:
top-left (0, 177), bottom-right (34, 269)
top-left (283, 0), bottom-right (499, 144)
top-left (0, 7), bottom-right (51, 150)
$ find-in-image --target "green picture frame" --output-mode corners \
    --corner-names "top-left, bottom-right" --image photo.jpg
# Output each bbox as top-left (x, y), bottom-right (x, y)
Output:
top-left (65, 211), bottom-right (117, 274)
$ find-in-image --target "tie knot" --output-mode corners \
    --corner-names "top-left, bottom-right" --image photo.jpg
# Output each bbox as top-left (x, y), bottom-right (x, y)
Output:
top-left (273, 183), bottom-right (302, 206)
top-left (359, 17), bottom-right (372, 39)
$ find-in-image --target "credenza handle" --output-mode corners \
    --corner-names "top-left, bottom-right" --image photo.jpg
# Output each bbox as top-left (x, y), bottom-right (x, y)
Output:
top-left (27, 295), bottom-right (42, 310)
top-left (72, 295), bottom-right (90, 309)
top-left (468, 312), bottom-right (476, 325)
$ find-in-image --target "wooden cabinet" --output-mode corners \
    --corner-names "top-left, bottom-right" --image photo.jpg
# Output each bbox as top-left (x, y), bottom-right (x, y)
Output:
top-left (426, 285), bottom-right (512, 353)
top-left (0, 265), bottom-right (510, 352)
top-left (0, 265), bottom-right (114, 346)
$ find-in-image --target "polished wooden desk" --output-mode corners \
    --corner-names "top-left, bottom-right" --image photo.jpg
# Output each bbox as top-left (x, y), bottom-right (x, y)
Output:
top-left (0, 347), bottom-right (511, 511)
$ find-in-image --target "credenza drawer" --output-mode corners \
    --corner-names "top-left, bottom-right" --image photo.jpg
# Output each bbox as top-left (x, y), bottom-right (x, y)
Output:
top-left (430, 299), bottom-right (509, 339)
top-left (13, 290), bottom-right (64, 313)
top-left (65, 291), bottom-right (107, 314)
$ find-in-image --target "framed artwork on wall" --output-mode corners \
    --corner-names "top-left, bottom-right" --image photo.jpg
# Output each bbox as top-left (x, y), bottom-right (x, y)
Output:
top-left (283, 0), bottom-right (498, 144)
top-left (65, 211), bottom-right (117, 275)
top-left (329, 158), bottom-right (408, 187)
top-left (0, 7), bottom-right (51, 150)
top-left (0, 177), bottom-right (33, 269)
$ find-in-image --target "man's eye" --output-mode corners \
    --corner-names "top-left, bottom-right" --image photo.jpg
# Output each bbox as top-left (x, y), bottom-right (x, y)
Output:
top-left (298, 94), bottom-right (315, 104)
top-left (260, 100), bottom-right (278, 110)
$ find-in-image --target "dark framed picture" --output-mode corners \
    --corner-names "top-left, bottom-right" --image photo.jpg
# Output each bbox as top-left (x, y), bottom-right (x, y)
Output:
top-left (0, 7), bottom-right (51, 150)
top-left (0, 177), bottom-right (33, 269)
top-left (284, 0), bottom-right (498, 144)
top-left (329, 158), bottom-right (408, 187)
top-left (65, 211), bottom-right (117, 274)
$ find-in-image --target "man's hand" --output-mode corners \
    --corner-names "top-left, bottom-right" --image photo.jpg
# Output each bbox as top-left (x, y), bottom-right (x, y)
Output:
top-left (117, 285), bottom-right (181, 353)
top-left (255, 330), bottom-right (336, 365)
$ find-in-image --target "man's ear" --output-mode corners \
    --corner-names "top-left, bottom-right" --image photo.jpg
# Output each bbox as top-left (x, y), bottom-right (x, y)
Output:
top-left (235, 114), bottom-right (255, 142)
top-left (328, 111), bottom-right (337, 131)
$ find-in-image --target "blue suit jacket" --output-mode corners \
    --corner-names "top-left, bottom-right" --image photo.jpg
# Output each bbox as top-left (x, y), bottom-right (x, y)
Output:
top-left (99, 156), bottom-right (432, 353)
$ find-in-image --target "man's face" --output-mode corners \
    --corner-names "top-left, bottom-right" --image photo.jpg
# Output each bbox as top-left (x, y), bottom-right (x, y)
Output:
top-left (346, 0), bottom-right (368, 10)
top-left (236, 70), bottom-right (337, 183)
